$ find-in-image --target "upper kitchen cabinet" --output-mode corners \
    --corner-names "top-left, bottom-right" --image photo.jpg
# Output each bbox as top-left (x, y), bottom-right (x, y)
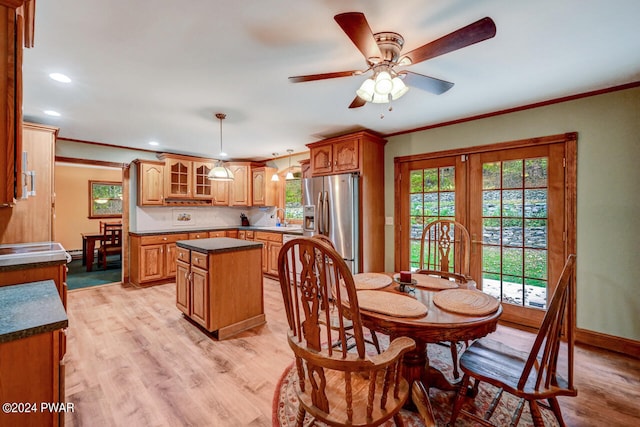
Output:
top-left (0, 122), bottom-right (57, 244)
top-left (307, 130), bottom-right (384, 176)
top-left (157, 154), bottom-right (214, 203)
top-left (135, 160), bottom-right (164, 206)
top-left (212, 180), bottom-right (228, 206)
top-left (226, 161), bottom-right (262, 207)
top-left (251, 166), bottom-right (277, 206)
top-left (0, 1), bottom-right (35, 206)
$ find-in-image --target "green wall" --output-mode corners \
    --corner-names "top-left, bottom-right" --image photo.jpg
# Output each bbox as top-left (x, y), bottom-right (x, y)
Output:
top-left (383, 86), bottom-right (640, 341)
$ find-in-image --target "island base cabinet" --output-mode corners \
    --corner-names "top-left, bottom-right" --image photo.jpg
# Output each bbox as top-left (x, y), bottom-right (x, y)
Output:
top-left (176, 240), bottom-right (265, 340)
top-left (190, 266), bottom-right (209, 328)
top-left (0, 331), bottom-right (65, 427)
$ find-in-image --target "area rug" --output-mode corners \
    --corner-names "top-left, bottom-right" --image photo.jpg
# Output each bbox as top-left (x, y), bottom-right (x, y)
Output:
top-left (273, 343), bottom-right (559, 426)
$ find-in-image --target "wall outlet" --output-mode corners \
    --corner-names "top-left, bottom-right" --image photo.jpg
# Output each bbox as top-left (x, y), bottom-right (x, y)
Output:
top-left (385, 216), bottom-right (394, 225)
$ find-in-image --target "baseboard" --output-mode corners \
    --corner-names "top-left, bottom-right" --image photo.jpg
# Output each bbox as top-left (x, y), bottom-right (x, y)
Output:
top-left (575, 328), bottom-right (640, 359)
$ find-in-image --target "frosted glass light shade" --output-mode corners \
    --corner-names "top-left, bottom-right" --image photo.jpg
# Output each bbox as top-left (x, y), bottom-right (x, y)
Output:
top-left (374, 71), bottom-right (393, 95)
top-left (271, 173), bottom-right (280, 182)
top-left (285, 171), bottom-right (294, 180)
top-left (208, 164), bottom-right (234, 181)
top-left (390, 77), bottom-right (409, 100)
top-left (356, 78), bottom-right (375, 101)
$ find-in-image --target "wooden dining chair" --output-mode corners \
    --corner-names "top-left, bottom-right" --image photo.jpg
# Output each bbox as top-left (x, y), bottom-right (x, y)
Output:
top-left (449, 254), bottom-right (577, 427)
top-left (98, 222), bottom-right (122, 269)
top-left (419, 219), bottom-right (473, 379)
top-left (278, 237), bottom-right (416, 426)
top-left (311, 234), bottom-right (382, 354)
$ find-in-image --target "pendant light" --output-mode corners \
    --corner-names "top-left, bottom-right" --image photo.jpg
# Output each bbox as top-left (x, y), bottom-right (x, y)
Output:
top-left (271, 153), bottom-right (280, 182)
top-left (208, 113), bottom-right (235, 181)
top-left (285, 149), bottom-right (294, 180)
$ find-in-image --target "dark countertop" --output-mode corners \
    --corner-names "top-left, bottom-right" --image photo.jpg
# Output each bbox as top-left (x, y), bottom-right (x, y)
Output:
top-left (176, 237), bottom-right (264, 254)
top-left (130, 225), bottom-right (303, 237)
top-left (0, 280), bottom-right (68, 344)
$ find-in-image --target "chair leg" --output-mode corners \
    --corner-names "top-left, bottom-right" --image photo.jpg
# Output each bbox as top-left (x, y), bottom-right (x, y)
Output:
top-left (450, 341), bottom-right (460, 379)
top-left (295, 405), bottom-right (306, 427)
top-left (370, 330), bottom-right (382, 354)
top-left (528, 400), bottom-right (545, 427)
top-left (548, 397), bottom-right (566, 427)
top-left (449, 374), bottom-right (471, 425)
top-left (393, 412), bottom-right (405, 427)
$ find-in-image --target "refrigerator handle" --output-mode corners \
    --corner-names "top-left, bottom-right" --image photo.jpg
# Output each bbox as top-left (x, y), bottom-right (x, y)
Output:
top-left (323, 191), bottom-right (329, 235)
top-left (316, 192), bottom-right (323, 233)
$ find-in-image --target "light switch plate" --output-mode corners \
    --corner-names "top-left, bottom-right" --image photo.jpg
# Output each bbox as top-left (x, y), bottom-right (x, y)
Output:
top-left (385, 216), bottom-right (394, 225)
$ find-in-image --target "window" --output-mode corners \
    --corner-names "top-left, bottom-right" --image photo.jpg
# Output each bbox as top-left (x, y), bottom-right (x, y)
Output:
top-left (284, 172), bottom-right (303, 223)
top-left (89, 181), bottom-right (123, 219)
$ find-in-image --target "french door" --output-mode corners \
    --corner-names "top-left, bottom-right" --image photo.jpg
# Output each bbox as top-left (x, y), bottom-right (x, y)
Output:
top-left (395, 134), bottom-right (575, 327)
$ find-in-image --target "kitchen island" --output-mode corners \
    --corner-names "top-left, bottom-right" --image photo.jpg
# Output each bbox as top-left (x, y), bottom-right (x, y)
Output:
top-left (175, 237), bottom-right (265, 339)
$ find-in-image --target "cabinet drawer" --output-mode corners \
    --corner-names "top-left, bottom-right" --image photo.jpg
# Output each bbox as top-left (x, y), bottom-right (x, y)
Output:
top-left (191, 251), bottom-right (208, 269)
top-left (176, 247), bottom-right (190, 263)
top-left (209, 231), bottom-right (226, 238)
top-left (255, 231), bottom-right (283, 243)
top-left (189, 232), bottom-right (208, 240)
top-left (140, 233), bottom-right (189, 245)
top-left (246, 230), bottom-right (254, 240)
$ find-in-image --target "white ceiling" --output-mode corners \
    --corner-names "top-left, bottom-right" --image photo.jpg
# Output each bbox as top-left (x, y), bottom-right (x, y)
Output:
top-left (23, 0), bottom-right (640, 161)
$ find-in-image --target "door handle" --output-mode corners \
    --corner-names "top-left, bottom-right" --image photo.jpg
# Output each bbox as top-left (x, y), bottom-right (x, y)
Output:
top-left (322, 191), bottom-right (329, 235)
top-left (316, 192), bottom-right (323, 233)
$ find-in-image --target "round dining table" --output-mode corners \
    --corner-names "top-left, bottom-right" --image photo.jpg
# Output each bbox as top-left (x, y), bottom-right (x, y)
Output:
top-left (355, 274), bottom-right (503, 394)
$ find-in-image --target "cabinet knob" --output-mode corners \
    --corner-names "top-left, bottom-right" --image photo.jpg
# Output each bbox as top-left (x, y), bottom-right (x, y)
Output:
top-left (163, 237), bottom-right (167, 241)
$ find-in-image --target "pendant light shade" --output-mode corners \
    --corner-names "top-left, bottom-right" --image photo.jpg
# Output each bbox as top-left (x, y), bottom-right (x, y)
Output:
top-left (208, 113), bottom-right (235, 181)
top-left (271, 152), bottom-right (280, 181)
top-left (285, 149), bottom-right (294, 180)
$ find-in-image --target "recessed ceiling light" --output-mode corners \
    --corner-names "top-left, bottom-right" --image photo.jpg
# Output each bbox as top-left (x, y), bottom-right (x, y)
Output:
top-left (49, 73), bottom-right (71, 83)
top-left (148, 141), bottom-right (159, 146)
top-left (44, 110), bottom-right (61, 117)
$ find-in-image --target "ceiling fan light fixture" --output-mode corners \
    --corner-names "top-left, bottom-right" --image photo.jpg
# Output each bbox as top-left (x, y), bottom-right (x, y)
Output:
top-left (373, 70), bottom-right (393, 95)
top-left (390, 76), bottom-right (409, 100)
top-left (356, 78), bottom-right (375, 101)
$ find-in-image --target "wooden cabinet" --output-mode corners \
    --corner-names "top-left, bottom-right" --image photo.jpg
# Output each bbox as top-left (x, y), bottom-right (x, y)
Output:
top-left (226, 162), bottom-right (263, 206)
top-left (135, 160), bottom-right (164, 206)
top-left (193, 161), bottom-right (214, 198)
top-left (159, 154), bottom-right (214, 202)
top-left (251, 166), bottom-right (277, 206)
top-left (175, 240), bottom-right (265, 339)
top-left (212, 180), bottom-right (229, 206)
top-left (129, 233), bottom-right (189, 286)
top-left (209, 230), bottom-right (226, 238)
top-left (306, 130), bottom-right (387, 272)
top-left (309, 137), bottom-right (360, 175)
top-left (254, 231), bottom-right (283, 276)
top-left (0, 122), bottom-right (57, 244)
top-left (0, 2), bottom-right (34, 207)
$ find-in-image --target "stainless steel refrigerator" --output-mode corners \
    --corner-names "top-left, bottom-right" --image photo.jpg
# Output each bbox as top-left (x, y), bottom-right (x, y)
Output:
top-left (302, 173), bottom-right (360, 273)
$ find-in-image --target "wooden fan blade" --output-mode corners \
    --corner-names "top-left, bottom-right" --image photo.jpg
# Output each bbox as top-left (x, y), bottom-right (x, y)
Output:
top-left (348, 96), bottom-right (366, 109)
top-left (288, 70), bottom-right (358, 83)
top-left (401, 71), bottom-right (454, 95)
top-left (334, 12), bottom-right (382, 61)
top-left (401, 17), bottom-right (496, 65)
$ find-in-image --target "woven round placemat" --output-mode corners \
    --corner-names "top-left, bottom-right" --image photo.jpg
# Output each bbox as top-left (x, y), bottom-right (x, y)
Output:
top-left (353, 273), bottom-right (393, 290)
top-left (356, 290), bottom-right (428, 318)
top-left (394, 273), bottom-right (458, 290)
top-left (433, 289), bottom-right (500, 316)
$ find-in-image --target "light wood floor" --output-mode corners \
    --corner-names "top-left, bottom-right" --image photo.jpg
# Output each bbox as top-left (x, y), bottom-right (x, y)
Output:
top-left (64, 279), bottom-right (640, 426)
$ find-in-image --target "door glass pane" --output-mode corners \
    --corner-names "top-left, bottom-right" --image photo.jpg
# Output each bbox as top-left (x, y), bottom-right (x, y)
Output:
top-left (408, 166), bottom-right (456, 271)
top-left (480, 156), bottom-right (549, 309)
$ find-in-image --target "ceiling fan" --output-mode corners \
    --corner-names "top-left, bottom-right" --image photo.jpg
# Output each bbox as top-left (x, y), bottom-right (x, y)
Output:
top-left (289, 12), bottom-right (496, 108)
